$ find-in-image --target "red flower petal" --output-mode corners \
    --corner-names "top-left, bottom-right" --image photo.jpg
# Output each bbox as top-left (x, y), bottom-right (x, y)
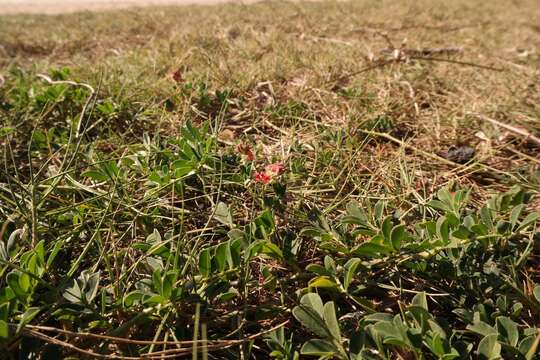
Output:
top-left (237, 143), bottom-right (255, 161)
top-left (254, 171), bottom-right (271, 184)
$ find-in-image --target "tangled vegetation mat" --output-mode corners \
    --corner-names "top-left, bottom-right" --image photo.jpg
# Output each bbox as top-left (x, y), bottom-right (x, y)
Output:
top-left (1, 0), bottom-right (539, 358)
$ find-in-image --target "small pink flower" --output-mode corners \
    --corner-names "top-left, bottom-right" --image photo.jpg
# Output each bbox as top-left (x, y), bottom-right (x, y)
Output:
top-left (265, 163), bottom-right (284, 176)
top-left (254, 171), bottom-right (271, 184)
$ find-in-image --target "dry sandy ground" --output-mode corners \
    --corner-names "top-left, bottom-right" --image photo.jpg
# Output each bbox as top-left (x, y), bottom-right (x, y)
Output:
top-left (0, 0), bottom-right (259, 15)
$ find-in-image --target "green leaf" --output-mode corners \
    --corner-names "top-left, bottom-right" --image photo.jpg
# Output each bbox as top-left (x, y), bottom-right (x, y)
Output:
top-left (47, 239), bottom-right (64, 269)
top-left (345, 201), bottom-right (368, 224)
top-left (0, 126), bottom-right (15, 138)
top-left (214, 243), bottom-right (228, 272)
top-left (146, 229), bottom-right (162, 243)
top-left (510, 204), bottom-right (525, 229)
top-left (411, 292), bottom-right (428, 311)
top-left (373, 321), bottom-right (405, 342)
top-left (102, 160), bottom-right (119, 179)
top-left (480, 206), bottom-right (494, 228)
top-left (343, 258), bottom-right (361, 291)
top-left (364, 313), bottom-right (394, 323)
top-left (496, 316), bottom-right (519, 347)
top-left (7, 271), bottom-right (27, 301)
top-left (517, 212), bottom-right (540, 232)
top-left (226, 239), bottom-right (236, 269)
top-left (214, 202), bottom-right (233, 226)
top-left (309, 277), bottom-right (339, 291)
top-left (259, 242), bottom-right (283, 260)
top-left (428, 199), bottom-right (448, 213)
top-left (324, 256), bottom-right (336, 274)
top-left (18, 272), bottom-right (31, 292)
top-left (300, 293), bottom-right (324, 316)
top-left (533, 285), bottom-right (540, 303)
top-left (253, 210), bottom-right (275, 239)
top-left (428, 333), bottom-right (446, 356)
top-left (292, 293), bottom-right (327, 338)
top-left (81, 170), bottom-right (108, 182)
top-left (306, 264), bottom-right (332, 277)
top-left (84, 271), bottom-right (100, 303)
top-left (0, 320), bottom-right (9, 340)
top-left (17, 307), bottom-right (40, 333)
top-left (63, 281), bottom-right (82, 303)
top-left (408, 306), bottom-right (432, 333)
top-left (227, 228), bottom-right (245, 241)
top-left (161, 271), bottom-right (175, 299)
top-left (152, 270), bottom-right (162, 296)
top-left (215, 287), bottom-right (239, 302)
top-left (442, 351), bottom-right (460, 360)
top-left (381, 216), bottom-right (393, 243)
top-left (301, 339), bottom-right (337, 357)
top-left (467, 321), bottom-right (498, 337)
top-left (123, 291), bottom-right (146, 307)
top-left (522, 332), bottom-right (540, 360)
top-left (374, 200), bottom-right (386, 223)
top-left (477, 334), bottom-right (501, 360)
top-left (436, 216), bottom-right (450, 243)
top-left (199, 248), bottom-right (211, 277)
top-left (352, 242), bottom-right (391, 257)
top-left (323, 301), bottom-right (341, 341)
top-left (390, 225), bottom-right (406, 250)
top-left (428, 319), bottom-right (447, 339)
top-left (34, 241), bottom-right (45, 268)
top-left (143, 294), bottom-right (166, 306)
top-left (172, 159), bottom-right (195, 178)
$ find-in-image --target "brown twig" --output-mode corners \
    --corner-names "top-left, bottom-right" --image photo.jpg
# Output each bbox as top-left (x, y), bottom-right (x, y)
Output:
top-left (23, 329), bottom-right (138, 360)
top-left (468, 112), bottom-right (540, 146)
top-left (328, 59), bottom-right (395, 85)
top-left (380, 47), bottom-right (464, 57)
top-left (410, 56), bottom-right (503, 71)
top-left (330, 52), bottom-right (502, 86)
top-left (18, 320), bottom-right (290, 359)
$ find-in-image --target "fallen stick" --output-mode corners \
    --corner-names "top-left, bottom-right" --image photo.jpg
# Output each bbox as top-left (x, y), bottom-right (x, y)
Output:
top-left (467, 112), bottom-right (540, 146)
top-left (380, 47), bottom-right (464, 57)
top-left (410, 56), bottom-right (503, 71)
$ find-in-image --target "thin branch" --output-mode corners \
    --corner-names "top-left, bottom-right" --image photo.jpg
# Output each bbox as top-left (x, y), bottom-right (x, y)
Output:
top-left (18, 320), bottom-right (289, 359)
top-left (468, 112), bottom-right (540, 146)
top-left (411, 56), bottom-right (503, 71)
top-left (23, 329), bottom-right (139, 360)
top-left (328, 59), bottom-right (394, 85)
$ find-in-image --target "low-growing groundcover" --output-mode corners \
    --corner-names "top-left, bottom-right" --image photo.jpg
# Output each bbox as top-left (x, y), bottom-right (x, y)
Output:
top-left (1, 114), bottom-right (539, 358)
top-left (1, 0), bottom-right (540, 358)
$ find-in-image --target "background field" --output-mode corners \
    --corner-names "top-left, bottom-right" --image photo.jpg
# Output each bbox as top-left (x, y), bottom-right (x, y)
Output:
top-left (0, 0), bottom-right (261, 15)
top-left (1, 0), bottom-right (540, 358)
